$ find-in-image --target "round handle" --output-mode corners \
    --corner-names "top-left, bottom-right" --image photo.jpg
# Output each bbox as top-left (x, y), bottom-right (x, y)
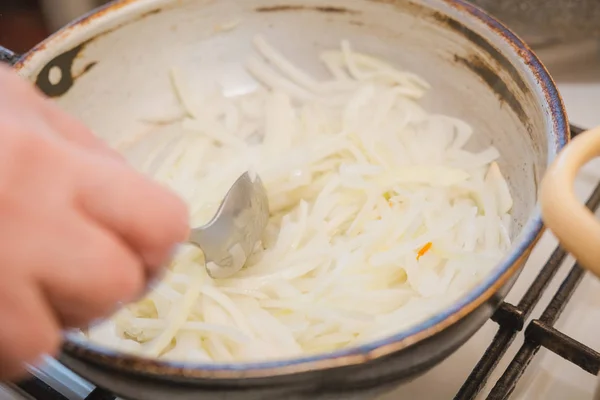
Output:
top-left (541, 126), bottom-right (600, 276)
top-left (0, 45), bottom-right (20, 66)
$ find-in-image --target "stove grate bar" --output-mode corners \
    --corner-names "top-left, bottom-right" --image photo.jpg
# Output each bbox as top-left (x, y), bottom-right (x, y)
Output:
top-left (527, 319), bottom-right (600, 375)
top-left (455, 241), bottom-right (573, 399)
top-left (486, 263), bottom-right (587, 399)
top-left (14, 378), bottom-right (70, 400)
top-left (85, 387), bottom-right (117, 400)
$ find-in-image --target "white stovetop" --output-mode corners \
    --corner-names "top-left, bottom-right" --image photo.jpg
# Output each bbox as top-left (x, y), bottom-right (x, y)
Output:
top-left (3, 41), bottom-right (600, 400)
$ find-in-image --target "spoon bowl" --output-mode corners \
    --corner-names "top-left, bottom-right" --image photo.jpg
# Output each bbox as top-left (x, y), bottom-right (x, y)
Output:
top-left (188, 171), bottom-right (269, 279)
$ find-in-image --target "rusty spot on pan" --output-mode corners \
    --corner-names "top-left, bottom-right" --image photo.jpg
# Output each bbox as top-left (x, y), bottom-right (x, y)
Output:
top-left (315, 6), bottom-right (358, 13)
top-left (81, 61), bottom-right (98, 75)
top-left (255, 5), bottom-right (303, 12)
top-left (68, 0), bottom-right (154, 28)
top-left (256, 5), bottom-right (359, 14)
top-left (431, 11), bottom-right (529, 95)
top-left (454, 54), bottom-right (528, 124)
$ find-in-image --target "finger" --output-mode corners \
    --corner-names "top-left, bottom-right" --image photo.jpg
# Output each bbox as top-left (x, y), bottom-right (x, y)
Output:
top-left (39, 99), bottom-right (126, 162)
top-left (0, 278), bottom-right (60, 380)
top-left (35, 212), bottom-right (146, 328)
top-left (74, 152), bottom-right (189, 272)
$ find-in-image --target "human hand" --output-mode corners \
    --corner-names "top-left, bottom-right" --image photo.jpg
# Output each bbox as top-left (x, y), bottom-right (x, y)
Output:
top-left (0, 65), bottom-right (189, 380)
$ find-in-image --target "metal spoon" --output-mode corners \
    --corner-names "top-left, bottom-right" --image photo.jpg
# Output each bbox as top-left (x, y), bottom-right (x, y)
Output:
top-left (188, 172), bottom-right (269, 279)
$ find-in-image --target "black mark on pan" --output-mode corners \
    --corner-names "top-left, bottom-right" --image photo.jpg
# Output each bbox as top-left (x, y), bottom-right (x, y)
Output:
top-left (256, 5), bottom-right (359, 14)
top-left (140, 9), bottom-right (161, 18)
top-left (81, 61), bottom-right (97, 75)
top-left (316, 6), bottom-right (357, 13)
top-left (256, 5), bottom-right (302, 12)
top-left (431, 12), bottom-right (529, 95)
top-left (454, 54), bottom-right (527, 124)
top-left (430, 11), bottom-right (533, 128)
top-left (33, 7), bottom-right (164, 98)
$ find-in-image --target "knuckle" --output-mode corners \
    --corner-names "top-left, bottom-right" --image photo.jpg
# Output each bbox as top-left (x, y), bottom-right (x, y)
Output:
top-left (169, 196), bottom-right (190, 239)
top-left (0, 361), bottom-right (28, 381)
top-left (0, 126), bottom-right (65, 192)
top-left (90, 242), bottom-right (145, 303)
top-left (145, 197), bottom-right (188, 268)
top-left (55, 294), bottom-right (114, 329)
top-left (61, 307), bottom-right (105, 330)
top-left (114, 261), bottom-right (145, 303)
top-left (125, 178), bottom-right (188, 265)
top-left (71, 224), bottom-right (146, 311)
top-left (150, 186), bottom-right (190, 243)
top-left (3, 321), bottom-right (60, 368)
top-left (35, 326), bottom-right (61, 358)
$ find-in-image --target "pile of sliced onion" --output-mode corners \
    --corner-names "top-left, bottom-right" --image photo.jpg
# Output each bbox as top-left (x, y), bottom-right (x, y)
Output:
top-left (86, 35), bottom-right (513, 363)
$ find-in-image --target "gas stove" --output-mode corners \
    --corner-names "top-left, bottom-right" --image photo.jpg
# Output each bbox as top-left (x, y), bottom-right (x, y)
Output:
top-left (2, 40), bottom-right (600, 400)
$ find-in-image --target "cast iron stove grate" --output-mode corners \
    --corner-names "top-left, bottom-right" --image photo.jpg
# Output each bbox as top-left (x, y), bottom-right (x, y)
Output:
top-left (9, 126), bottom-right (600, 400)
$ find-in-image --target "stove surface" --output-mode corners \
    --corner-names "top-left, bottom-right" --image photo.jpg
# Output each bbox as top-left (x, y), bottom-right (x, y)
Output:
top-left (2, 41), bottom-right (600, 400)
